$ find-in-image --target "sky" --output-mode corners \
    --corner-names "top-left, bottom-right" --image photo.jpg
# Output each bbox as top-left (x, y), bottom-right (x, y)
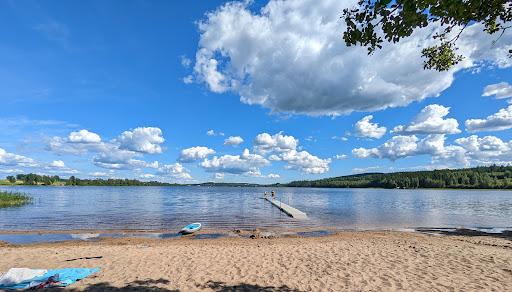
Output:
top-left (0, 0), bottom-right (511, 184)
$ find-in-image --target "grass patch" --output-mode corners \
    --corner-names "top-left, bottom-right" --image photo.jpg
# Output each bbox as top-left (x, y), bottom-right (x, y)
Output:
top-left (0, 191), bottom-right (32, 208)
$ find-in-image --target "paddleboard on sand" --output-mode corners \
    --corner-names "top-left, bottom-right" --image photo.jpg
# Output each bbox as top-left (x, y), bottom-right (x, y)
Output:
top-left (180, 223), bottom-right (202, 234)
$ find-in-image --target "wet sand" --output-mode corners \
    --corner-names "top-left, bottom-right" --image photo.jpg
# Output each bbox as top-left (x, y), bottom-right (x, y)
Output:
top-left (1, 231), bottom-right (511, 291)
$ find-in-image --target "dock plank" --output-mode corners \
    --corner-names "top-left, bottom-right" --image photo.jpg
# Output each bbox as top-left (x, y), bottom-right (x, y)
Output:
top-left (264, 198), bottom-right (308, 220)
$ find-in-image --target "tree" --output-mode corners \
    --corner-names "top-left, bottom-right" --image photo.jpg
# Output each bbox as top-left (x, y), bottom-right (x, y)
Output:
top-left (342, 0), bottom-right (512, 71)
top-left (6, 176), bottom-right (16, 183)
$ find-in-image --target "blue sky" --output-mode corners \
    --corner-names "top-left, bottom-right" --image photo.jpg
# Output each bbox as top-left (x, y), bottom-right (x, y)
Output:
top-left (1, 0), bottom-right (511, 183)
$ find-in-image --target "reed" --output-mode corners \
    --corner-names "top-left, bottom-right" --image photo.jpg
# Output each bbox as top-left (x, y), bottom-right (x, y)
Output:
top-left (0, 191), bottom-right (32, 208)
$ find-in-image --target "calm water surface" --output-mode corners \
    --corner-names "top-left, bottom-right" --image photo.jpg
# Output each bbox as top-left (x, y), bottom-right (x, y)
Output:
top-left (0, 186), bottom-right (511, 231)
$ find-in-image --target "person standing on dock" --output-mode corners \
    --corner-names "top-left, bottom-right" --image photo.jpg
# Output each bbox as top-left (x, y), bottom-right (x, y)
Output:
top-left (271, 190), bottom-right (275, 200)
top-left (264, 191), bottom-right (268, 198)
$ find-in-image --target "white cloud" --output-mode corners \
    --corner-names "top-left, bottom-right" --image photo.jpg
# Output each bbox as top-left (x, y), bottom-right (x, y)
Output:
top-left (280, 150), bottom-right (330, 174)
top-left (50, 160), bottom-right (66, 168)
top-left (393, 104), bottom-right (460, 135)
top-left (207, 129), bottom-right (225, 136)
top-left (192, 0), bottom-right (511, 116)
top-left (157, 163), bottom-right (192, 180)
top-left (465, 105), bottom-right (512, 132)
top-left (47, 136), bottom-right (104, 155)
top-left (89, 172), bottom-right (111, 178)
top-left (350, 132), bottom-right (506, 166)
top-left (454, 135), bottom-right (512, 164)
top-left (224, 136), bottom-right (244, 146)
top-left (183, 75), bottom-right (194, 84)
top-left (352, 134), bottom-right (466, 165)
top-left (253, 132), bottom-right (299, 154)
top-left (92, 149), bottom-right (158, 170)
top-left (335, 154), bottom-right (348, 160)
top-left (181, 55), bottom-right (192, 68)
top-left (353, 135), bottom-right (419, 161)
top-left (252, 132), bottom-right (330, 174)
top-left (0, 148), bottom-right (37, 167)
top-left (178, 146), bottom-right (216, 162)
top-left (214, 172), bottom-right (224, 180)
top-left (118, 127), bottom-right (165, 154)
top-left (355, 115), bottom-right (386, 139)
top-left (200, 148), bottom-right (269, 175)
top-left (140, 173), bottom-right (156, 179)
top-left (267, 173), bottom-right (280, 178)
top-left (48, 128), bottom-right (164, 171)
top-left (482, 82), bottom-right (512, 99)
top-left (68, 129), bottom-right (101, 143)
top-left (352, 166), bottom-right (380, 174)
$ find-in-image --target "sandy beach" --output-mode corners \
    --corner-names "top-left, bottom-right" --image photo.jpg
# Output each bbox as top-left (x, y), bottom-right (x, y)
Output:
top-left (1, 231), bottom-right (511, 291)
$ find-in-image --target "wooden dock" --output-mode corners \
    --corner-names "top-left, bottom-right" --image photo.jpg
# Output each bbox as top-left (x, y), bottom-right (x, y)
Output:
top-left (264, 198), bottom-right (308, 220)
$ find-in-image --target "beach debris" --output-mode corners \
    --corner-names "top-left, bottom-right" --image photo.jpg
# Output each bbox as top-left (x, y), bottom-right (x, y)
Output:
top-left (65, 256), bottom-right (103, 262)
top-left (0, 267), bottom-right (99, 290)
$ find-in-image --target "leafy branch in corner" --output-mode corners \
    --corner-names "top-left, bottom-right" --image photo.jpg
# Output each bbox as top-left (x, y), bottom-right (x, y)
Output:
top-left (342, 0), bottom-right (512, 71)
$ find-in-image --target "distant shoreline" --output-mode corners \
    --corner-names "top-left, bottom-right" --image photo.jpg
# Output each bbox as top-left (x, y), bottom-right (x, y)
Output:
top-left (4, 165), bottom-right (512, 189)
top-left (2, 183), bottom-right (512, 190)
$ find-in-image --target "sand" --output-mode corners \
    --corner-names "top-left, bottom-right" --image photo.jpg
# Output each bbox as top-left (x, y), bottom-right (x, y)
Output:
top-left (0, 231), bottom-right (511, 291)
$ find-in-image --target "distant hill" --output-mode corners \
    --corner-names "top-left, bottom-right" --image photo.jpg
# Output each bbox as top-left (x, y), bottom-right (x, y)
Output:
top-left (286, 165), bottom-right (512, 189)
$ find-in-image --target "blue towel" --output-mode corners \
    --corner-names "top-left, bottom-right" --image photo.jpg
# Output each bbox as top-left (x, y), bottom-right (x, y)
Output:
top-left (0, 267), bottom-right (100, 290)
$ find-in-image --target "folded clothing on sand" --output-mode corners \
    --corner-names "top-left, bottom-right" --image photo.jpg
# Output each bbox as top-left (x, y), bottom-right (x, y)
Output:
top-left (0, 267), bottom-right (100, 290)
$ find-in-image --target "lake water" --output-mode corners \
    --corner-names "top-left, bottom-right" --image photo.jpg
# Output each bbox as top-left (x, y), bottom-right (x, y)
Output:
top-left (0, 186), bottom-right (511, 231)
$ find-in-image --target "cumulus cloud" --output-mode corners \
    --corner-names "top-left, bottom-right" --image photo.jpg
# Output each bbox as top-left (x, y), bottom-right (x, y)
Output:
top-left (93, 149), bottom-right (158, 170)
top-left (393, 104), bottom-right (460, 135)
top-left (49, 160), bottom-right (65, 168)
top-left (352, 134), bottom-right (467, 165)
top-left (48, 128), bottom-right (164, 171)
top-left (351, 132), bottom-right (512, 166)
top-left (267, 173), bottom-right (280, 178)
top-left (224, 136), bottom-right (244, 146)
top-left (0, 148), bottom-right (37, 167)
top-left (214, 172), bottom-right (224, 180)
top-left (482, 82), bottom-right (512, 99)
top-left (355, 115), bottom-right (386, 139)
top-left (68, 129), bottom-right (101, 143)
top-left (465, 105), bottom-right (512, 132)
top-left (178, 146), bottom-right (216, 162)
top-left (192, 0), bottom-right (511, 116)
top-left (200, 148), bottom-right (269, 175)
top-left (454, 135), bottom-right (512, 164)
top-left (118, 127), bottom-right (165, 154)
top-left (253, 132), bottom-right (330, 173)
top-left (158, 163), bottom-right (192, 180)
top-left (280, 150), bottom-right (330, 174)
top-left (253, 132), bottom-right (299, 155)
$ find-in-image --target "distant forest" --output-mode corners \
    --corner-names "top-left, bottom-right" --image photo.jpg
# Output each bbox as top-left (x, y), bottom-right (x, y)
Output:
top-left (4, 174), bottom-right (173, 186)
top-left (6, 165), bottom-right (512, 189)
top-left (287, 165), bottom-right (512, 189)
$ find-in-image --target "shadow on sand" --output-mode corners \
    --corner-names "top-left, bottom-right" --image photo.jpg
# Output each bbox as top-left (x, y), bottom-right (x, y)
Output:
top-left (60, 279), bottom-right (302, 292)
top-left (198, 280), bottom-right (302, 292)
top-left (416, 228), bottom-right (512, 240)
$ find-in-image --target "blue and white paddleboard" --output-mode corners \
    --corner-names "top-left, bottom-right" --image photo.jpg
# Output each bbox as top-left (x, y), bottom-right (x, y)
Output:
top-left (180, 222), bottom-right (202, 234)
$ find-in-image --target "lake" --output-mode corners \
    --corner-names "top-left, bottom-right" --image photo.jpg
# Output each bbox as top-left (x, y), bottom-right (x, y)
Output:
top-left (0, 186), bottom-right (511, 231)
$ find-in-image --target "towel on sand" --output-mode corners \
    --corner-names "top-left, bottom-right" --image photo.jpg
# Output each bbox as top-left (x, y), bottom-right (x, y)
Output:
top-left (0, 268), bottom-right (47, 286)
top-left (0, 267), bottom-right (99, 290)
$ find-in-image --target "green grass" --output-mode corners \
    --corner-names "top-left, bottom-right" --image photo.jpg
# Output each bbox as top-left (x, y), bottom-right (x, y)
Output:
top-left (0, 191), bottom-right (32, 208)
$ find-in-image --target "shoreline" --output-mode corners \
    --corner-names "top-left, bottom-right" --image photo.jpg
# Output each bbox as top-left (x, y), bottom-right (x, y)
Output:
top-left (4, 184), bottom-right (512, 190)
top-left (1, 226), bottom-right (511, 246)
top-left (1, 231), bottom-right (511, 291)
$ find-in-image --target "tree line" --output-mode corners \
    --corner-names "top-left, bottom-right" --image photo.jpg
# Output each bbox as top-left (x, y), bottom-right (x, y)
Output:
top-left (287, 165), bottom-right (512, 189)
top-left (5, 174), bottom-right (173, 186)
